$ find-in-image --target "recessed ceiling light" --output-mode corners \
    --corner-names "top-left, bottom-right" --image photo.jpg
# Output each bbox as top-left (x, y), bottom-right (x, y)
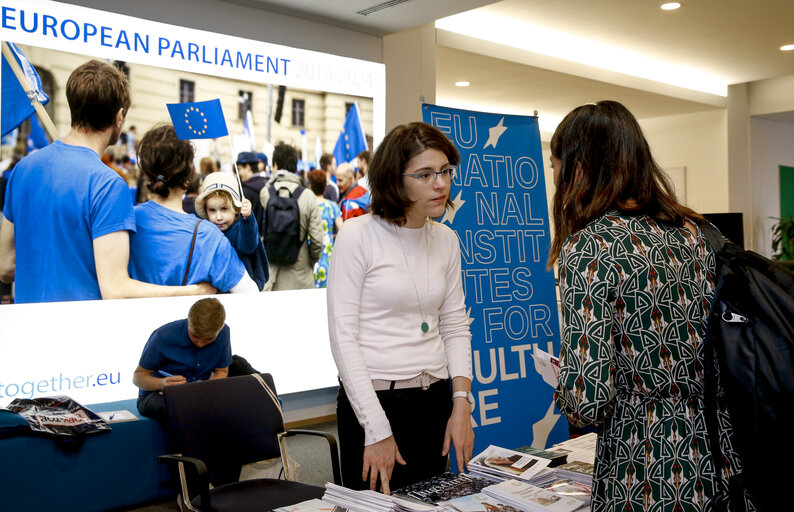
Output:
top-left (661, 2), bottom-right (681, 10)
top-left (455, 81), bottom-right (471, 87)
top-left (781, 44), bottom-right (794, 51)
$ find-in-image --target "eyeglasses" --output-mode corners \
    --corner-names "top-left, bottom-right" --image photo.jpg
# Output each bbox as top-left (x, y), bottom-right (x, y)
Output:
top-left (402, 165), bottom-right (457, 184)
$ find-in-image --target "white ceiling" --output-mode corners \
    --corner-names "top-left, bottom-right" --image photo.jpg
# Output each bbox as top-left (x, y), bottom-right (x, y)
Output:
top-left (221, 0), bottom-right (500, 35)
top-left (226, 0), bottom-right (794, 125)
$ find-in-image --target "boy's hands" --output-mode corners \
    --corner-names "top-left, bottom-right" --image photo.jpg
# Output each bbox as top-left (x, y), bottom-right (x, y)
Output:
top-left (241, 199), bottom-right (252, 218)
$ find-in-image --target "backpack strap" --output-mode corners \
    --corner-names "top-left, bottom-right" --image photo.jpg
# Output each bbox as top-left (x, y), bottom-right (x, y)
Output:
top-left (696, 218), bottom-right (725, 253)
top-left (182, 219), bottom-right (202, 286)
top-left (696, 217), bottom-right (742, 512)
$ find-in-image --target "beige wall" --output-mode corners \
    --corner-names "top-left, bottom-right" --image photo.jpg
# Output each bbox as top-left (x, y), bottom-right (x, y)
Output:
top-left (640, 110), bottom-right (729, 214)
top-left (750, 117), bottom-right (794, 258)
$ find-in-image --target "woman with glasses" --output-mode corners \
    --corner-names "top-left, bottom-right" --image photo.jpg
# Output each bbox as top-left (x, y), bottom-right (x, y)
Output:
top-left (327, 122), bottom-right (474, 494)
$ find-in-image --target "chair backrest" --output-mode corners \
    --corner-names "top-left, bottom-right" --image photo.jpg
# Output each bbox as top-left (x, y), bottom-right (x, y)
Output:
top-left (163, 373), bottom-right (285, 475)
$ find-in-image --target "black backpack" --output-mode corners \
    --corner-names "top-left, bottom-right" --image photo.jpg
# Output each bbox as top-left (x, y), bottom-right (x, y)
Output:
top-left (699, 221), bottom-right (794, 512)
top-left (264, 184), bottom-right (305, 265)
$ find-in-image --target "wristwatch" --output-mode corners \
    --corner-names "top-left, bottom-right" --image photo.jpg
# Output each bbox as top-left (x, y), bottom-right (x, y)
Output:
top-left (452, 390), bottom-right (475, 406)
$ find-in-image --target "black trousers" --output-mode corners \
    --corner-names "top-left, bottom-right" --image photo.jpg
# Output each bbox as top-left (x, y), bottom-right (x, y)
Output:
top-left (137, 391), bottom-right (165, 423)
top-left (336, 379), bottom-right (452, 491)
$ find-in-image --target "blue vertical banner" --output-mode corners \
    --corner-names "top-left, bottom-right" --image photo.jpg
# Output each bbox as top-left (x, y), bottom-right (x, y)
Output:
top-left (422, 104), bottom-right (566, 452)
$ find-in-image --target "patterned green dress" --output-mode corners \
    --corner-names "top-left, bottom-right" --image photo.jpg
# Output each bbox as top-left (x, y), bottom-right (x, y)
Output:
top-left (555, 212), bottom-right (753, 512)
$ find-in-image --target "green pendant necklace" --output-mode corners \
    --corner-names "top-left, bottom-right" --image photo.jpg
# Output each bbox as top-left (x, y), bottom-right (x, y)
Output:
top-left (394, 222), bottom-right (430, 335)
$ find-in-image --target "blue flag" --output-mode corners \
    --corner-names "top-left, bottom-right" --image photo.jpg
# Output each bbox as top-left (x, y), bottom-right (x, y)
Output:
top-left (167, 99), bottom-right (228, 140)
top-left (1, 42), bottom-right (50, 137)
top-left (27, 114), bottom-right (49, 152)
top-left (333, 103), bottom-right (367, 166)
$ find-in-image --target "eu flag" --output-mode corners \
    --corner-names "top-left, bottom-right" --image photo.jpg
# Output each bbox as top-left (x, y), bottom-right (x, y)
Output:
top-left (333, 103), bottom-right (367, 166)
top-left (1, 42), bottom-right (50, 136)
top-left (167, 99), bottom-right (229, 140)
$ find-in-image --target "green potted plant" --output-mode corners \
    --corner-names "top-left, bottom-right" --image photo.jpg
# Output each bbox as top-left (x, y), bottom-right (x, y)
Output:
top-left (770, 216), bottom-right (794, 267)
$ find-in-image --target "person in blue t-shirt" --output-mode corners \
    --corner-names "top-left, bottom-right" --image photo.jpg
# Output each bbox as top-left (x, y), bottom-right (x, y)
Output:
top-left (128, 124), bottom-right (257, 293)
top-left (194, 172), bottom-right (269, 291)
top-left (133, 298), bottom-right (232, 422)
top-left (0, 60), bottom-right (215, 303)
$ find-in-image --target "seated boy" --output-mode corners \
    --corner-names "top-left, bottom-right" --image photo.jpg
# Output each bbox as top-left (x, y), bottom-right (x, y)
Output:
top-left (195, 172), bottom-right (269, 291)
top-left (133, 297), bottom-right (232, 422)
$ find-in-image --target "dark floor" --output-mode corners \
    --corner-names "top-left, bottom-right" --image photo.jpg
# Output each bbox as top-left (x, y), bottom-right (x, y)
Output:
top-left (122, 420), bottom-right (339, 511)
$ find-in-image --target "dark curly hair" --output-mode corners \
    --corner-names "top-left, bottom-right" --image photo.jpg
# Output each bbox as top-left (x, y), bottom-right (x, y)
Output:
top-left (369, 122), bottom-right (459, 226)
top-left (138, 124), bottom-right (195, 198)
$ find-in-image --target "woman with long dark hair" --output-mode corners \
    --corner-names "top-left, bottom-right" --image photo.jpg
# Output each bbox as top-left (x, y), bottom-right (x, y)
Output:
top-left (128, 124), bottom-right (256, 293)
top-left (328, 122), bottom-right (474, 494)
top-left (551, 101), bottom-right (753, 511)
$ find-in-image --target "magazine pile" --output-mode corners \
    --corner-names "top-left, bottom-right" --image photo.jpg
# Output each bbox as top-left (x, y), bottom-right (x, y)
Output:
top-left (467, 445), bottom-right (552, 482)
top-left (481, 479), bottom-right (586, 512)
top-left (291, 439), bottom-right (599, 512)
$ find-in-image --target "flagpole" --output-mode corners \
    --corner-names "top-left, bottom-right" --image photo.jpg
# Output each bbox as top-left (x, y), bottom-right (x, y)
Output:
top-left (226, 138), bottom-right (245, 203)
top-left (1, 42), bottom-right (59, 141)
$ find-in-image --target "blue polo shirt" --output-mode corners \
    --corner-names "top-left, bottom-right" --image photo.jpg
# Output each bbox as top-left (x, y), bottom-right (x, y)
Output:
top-left (138, 319), bottom-right (232, 397)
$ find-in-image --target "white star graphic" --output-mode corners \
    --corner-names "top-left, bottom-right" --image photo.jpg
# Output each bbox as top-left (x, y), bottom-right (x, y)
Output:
top-left (484, 117), bottom-right (508, 149)
top-left (531, 401), bottom-right (562, 449)
top-left (440, 190), bottom-right (465, 225)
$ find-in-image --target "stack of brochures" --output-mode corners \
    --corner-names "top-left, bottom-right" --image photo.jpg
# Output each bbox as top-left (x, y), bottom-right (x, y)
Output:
top-left (322, 483), bottom-right (435, 512)
top-left (435, 492), bottom-right (507, 511)
top-left (539, 478), bottom-right (592, 506)
top-left (467, 445), bottom-right (551, 483)
top-left (515, 445), bottom-right (571, 467)
top-left (555, 462), bottom-right (595, 486)
top-left (549, 433), bottom-right (598, 466)
top-left (393, 472), bottom-right (494, 505)
top-left (274, 498), bottom-right (349, 511)
top-left (482, 479), bottom-right (588, 512)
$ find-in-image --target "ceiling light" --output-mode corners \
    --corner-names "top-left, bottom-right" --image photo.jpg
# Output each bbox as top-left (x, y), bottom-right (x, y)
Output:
top-left (436, 12), bottom-right (727, 97)
top-left (660, 2), bottom-right (681, 10)
top-left (455, 81), bottom-right (471, 87)
top-left (781, 44), bottom-right (794, 51)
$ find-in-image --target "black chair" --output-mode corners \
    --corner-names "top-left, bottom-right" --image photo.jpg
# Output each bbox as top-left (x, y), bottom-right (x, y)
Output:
top-left (159, 373), bottom-right (341, 512)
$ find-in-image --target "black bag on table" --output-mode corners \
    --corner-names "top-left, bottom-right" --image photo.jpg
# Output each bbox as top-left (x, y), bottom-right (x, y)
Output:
top-left (6, 395), bottom-right (111, 450)
top-left (699, 221), bottom-right (794, 512)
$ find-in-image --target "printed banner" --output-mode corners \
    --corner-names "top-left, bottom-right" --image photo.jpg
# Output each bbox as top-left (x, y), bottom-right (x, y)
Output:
top-left (423, 103), bottom-right (566, 452)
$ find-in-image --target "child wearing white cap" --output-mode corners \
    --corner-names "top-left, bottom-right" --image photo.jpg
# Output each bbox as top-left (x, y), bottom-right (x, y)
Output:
top-left (195, 172), bottom-right (269, 291)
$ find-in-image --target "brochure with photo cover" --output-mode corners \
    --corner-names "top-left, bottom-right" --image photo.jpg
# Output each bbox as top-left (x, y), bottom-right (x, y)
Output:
top-left (393, 472), bottom-right (494, 505)
top-left (555, 461), bottom-right (595, 485)
top-left (482, 479), bottom-right (586, 512)
top-left (515, 445), bottom-right (570, 467)
top-left (469, 445), bottom-right (551, 482)
top-left (540, 479), bottom-right (592, 505)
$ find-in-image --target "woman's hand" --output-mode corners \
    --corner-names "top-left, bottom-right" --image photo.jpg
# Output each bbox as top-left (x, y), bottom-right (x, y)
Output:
top-left (442, 400), bottom-right (475, 473)
top-left (362, 436), bottom-right (406, 495)
top-left (240, 199), bottom-right (252, 218)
